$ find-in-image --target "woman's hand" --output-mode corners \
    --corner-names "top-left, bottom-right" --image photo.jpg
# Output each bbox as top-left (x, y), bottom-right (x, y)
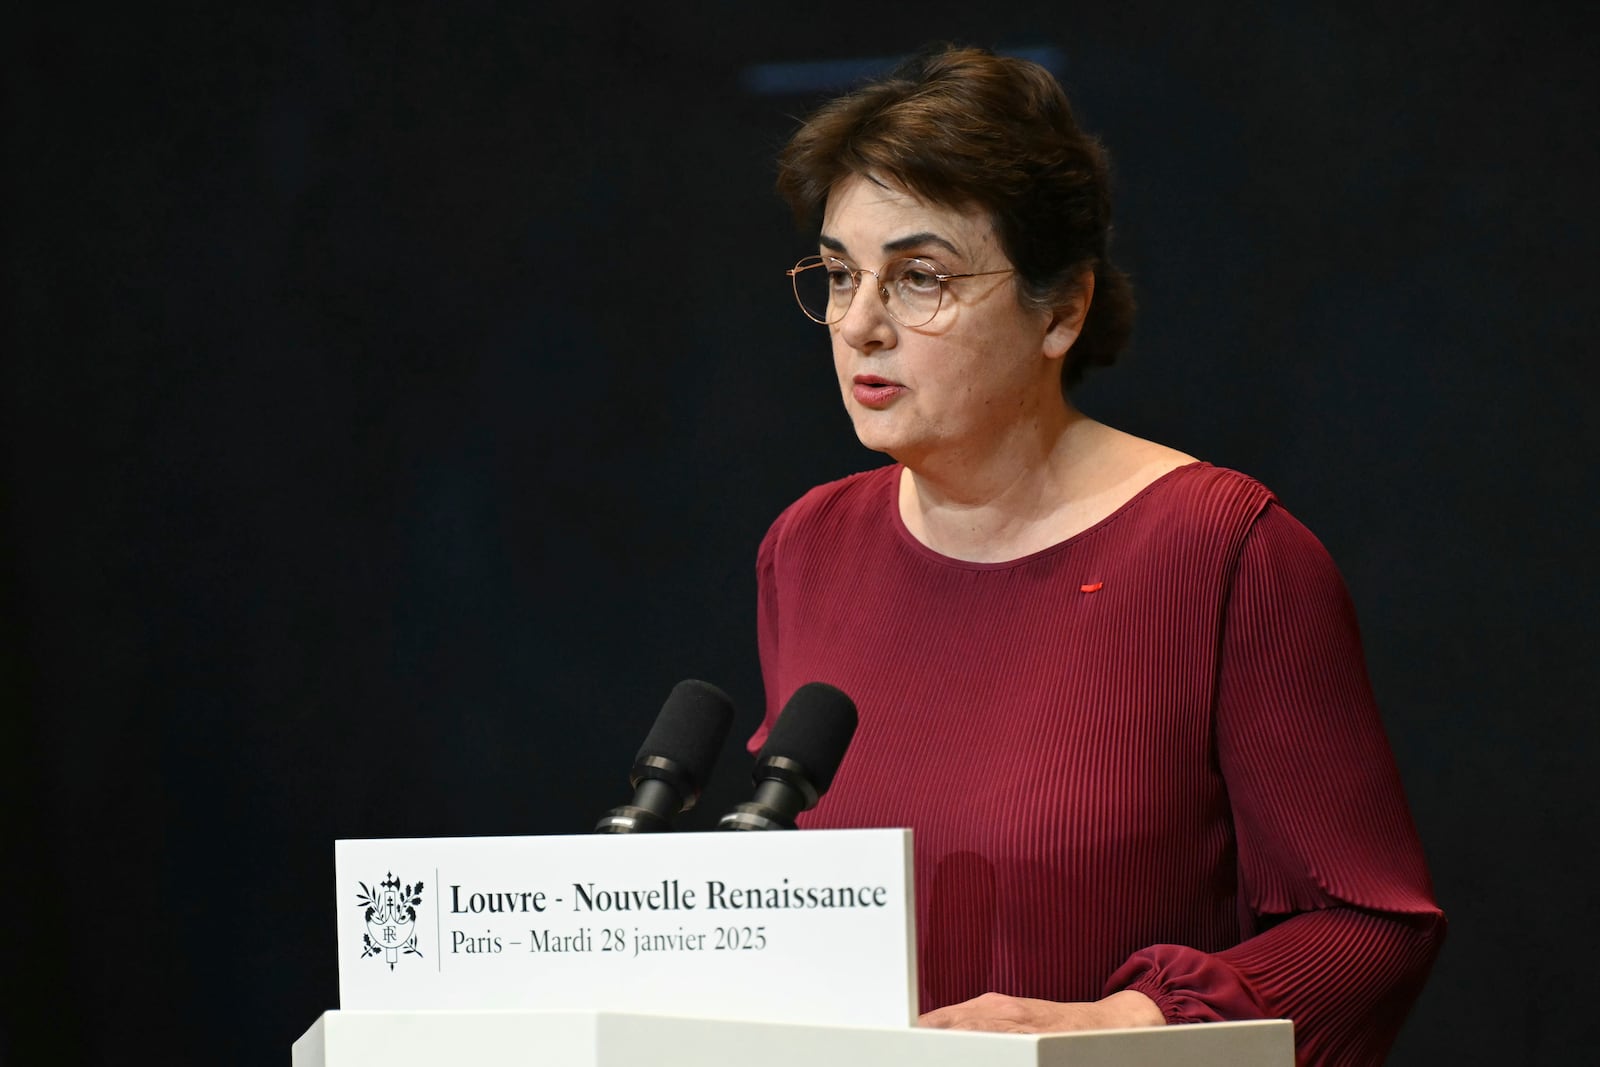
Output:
top-left (917, 989), bottom-right (1165, 1034)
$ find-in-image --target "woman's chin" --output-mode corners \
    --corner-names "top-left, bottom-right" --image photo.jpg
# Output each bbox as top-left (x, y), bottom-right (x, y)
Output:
top-left (847, 419), bottom-right (905, 458)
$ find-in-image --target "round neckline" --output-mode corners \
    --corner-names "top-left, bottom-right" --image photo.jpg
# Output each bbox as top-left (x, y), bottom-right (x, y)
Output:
top-left (887, 460), bottom-right (1212, 570)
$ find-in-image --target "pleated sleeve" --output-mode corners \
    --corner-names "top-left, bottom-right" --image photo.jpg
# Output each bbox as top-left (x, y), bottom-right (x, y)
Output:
top-left (1107, 504), bottom-right (1445, 1066)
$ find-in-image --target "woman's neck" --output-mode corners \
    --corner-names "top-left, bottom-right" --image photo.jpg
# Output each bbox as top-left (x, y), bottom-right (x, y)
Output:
top-left (897, 413), bottom-right (1195, 563)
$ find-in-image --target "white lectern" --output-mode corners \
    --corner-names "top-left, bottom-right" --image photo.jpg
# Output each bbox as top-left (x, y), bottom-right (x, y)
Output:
top-left (293, 1010), bottom-right (1293, 1067)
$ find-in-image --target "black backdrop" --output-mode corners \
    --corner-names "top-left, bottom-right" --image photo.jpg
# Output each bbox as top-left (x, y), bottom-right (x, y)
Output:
top-left (5, 4), bottom-right (1596, 1064)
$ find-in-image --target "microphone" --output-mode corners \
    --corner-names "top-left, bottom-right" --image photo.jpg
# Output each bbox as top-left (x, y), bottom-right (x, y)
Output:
top-left (594, 679), bottom-right (735, 833)
top-left (718, 682), bottom-right (858, 831)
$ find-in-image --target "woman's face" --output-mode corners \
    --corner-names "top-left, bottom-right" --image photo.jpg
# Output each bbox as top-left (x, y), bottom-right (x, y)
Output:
top-left (819, 174), bottom-right (1081, 469)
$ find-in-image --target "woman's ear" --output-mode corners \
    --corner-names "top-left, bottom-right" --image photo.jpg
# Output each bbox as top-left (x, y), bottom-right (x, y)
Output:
top-left (1043, 272), bottom-right (1095, 361)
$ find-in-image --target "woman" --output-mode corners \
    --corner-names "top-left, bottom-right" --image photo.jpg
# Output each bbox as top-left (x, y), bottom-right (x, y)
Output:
top-left (749, 46), bottom-right (1444, 1065)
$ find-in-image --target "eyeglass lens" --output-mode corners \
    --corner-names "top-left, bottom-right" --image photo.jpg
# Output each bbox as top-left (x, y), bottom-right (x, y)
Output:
top-left (792, 257), bottom-right (946, 327)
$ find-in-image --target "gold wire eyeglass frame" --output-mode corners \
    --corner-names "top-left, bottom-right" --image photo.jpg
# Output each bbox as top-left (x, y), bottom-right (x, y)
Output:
top-left (786, 255), bottom-right (1015, 327)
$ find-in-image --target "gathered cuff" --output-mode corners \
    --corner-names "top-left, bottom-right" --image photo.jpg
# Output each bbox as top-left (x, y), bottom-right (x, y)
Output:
top-left (1106, 944), bottom-right (1271, 1026)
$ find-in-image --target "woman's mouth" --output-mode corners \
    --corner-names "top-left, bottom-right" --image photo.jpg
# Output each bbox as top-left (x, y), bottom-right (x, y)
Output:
top-left (852, 375), bottom-right (904, 408)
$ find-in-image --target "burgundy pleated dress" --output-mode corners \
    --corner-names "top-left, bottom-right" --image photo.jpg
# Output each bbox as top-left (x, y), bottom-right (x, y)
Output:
top-left (751, 462), bottom-right (1443, 1066)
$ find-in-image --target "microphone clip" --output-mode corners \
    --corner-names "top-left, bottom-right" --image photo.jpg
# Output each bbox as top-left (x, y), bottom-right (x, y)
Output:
top-left (717, 756), bottom-right (819, 832)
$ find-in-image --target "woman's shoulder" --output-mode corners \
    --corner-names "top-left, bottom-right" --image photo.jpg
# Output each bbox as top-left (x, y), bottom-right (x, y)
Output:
top-left (1089, 456), bottom-right (1282, 565)
top-left (1086, 424), bottom-right (1276, 535)
top-left (760, 464), bottom-right (899, 555)
top-left (1153, 461), bottom-right (1278, 512)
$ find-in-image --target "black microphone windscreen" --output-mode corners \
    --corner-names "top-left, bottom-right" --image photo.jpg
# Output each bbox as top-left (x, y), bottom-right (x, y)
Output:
top-left (636, 679), bottom-right (735, 789)
top-left (757, 682), bottom-right (859, 795)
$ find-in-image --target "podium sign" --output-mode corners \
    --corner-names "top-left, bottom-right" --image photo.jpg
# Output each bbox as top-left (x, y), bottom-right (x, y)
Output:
top-left (335, 828), bottom-right (916, 1026)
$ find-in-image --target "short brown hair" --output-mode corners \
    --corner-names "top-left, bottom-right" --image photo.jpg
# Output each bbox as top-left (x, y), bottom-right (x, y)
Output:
top-left (777, 45), bottom-right (1134, 389)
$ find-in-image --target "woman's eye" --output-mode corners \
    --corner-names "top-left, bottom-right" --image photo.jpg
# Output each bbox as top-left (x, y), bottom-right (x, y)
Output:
top-left (825, 268), bottom-right (855, 292)
top-left (898, 267), bottom-right (941, 292)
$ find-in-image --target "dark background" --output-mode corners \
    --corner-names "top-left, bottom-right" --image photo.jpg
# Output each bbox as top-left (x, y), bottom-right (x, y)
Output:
top-left (4, 3), bottom-right (1596, 1063)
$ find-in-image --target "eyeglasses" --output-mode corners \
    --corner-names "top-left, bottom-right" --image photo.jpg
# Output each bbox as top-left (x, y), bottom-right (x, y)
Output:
top-left (786, 255), bottom-right (1015, 328)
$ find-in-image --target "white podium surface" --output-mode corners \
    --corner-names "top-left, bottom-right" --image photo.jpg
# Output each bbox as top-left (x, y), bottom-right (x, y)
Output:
top-left (293, 1009), bottom-right (1293, 1067)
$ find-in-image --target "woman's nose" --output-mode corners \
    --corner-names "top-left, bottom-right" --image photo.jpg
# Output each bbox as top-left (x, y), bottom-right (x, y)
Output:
top-left (834, 276), bottom-right (896, 352)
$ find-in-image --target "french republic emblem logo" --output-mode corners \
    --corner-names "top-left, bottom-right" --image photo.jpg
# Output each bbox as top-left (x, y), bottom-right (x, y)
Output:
top-left (358, 873), bottom-right (424, 970)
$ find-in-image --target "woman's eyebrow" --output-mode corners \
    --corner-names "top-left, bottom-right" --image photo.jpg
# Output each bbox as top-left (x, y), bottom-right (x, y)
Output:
top-left (817, 231), bottom-right (963, 258)
top-left (882, 231), bottom-right (961, 258)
